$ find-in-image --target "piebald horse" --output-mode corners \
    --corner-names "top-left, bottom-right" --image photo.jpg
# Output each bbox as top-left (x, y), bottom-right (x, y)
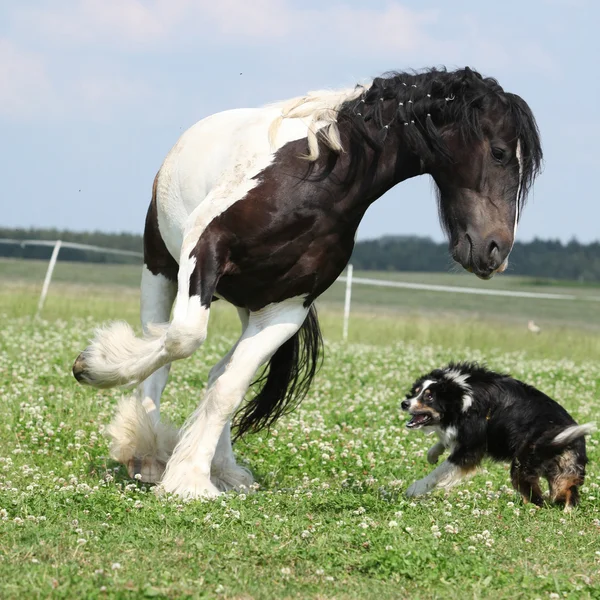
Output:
top-left (72, 67), bottom-right (542, 499)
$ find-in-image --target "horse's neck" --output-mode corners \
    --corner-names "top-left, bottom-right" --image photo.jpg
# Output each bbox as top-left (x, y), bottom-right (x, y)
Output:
top-left (339, 122), bottom-right (424, 207)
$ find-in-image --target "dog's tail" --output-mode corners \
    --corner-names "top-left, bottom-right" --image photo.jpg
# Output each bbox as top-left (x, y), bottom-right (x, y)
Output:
top-left (551, 422), bottom-right (596, 447)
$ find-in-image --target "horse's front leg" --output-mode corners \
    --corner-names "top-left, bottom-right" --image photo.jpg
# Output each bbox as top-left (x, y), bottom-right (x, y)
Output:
top-left (211, 421), bottom-right (254, 492)
top-left (160, 299), bottom-right (309, 499)
top-left (106, 267), bottom-right (178, 483)
top-left (207, 308), bottom-right (254, 492)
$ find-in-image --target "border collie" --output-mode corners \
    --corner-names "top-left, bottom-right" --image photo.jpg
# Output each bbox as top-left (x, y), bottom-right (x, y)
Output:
top-left (401, 362), bottom-right (595, 510)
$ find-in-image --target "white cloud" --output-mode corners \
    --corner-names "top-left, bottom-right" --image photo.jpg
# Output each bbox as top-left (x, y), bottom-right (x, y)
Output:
top-left (14, 0), bottom-right (439, 49)
top-left (0, 39), bottom-right (54, 118)
top-left (17, 0), bottom-right (189, 46)
top-left (1, 1), bottom-right (557, 120)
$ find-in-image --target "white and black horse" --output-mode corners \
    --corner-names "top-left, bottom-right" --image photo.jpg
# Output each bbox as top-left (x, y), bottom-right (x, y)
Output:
top-left (72, 67), bottom-right (542, 499)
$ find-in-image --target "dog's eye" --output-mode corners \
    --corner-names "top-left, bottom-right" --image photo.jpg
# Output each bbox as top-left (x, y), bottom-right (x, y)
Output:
top-left (423, 389), bottom-right (432, 400)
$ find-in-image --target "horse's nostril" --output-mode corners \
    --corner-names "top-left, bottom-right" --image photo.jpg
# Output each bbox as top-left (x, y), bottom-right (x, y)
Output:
top-left (488, 240), bottom-right (501, 267)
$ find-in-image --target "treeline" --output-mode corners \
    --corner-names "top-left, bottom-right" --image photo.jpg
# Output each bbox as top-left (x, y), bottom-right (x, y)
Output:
top-left (2, 228), bottom-right (600, 282)
top-left (0, 228), bottom-right (142, 264)
top-left (352, 236), bottom-right (600, 282)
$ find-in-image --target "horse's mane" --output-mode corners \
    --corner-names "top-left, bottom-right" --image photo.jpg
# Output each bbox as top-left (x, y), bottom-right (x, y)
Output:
top-left (268, 67), bottom-right (542, 206)
top-left (267, 85), bottom-right (367, 160)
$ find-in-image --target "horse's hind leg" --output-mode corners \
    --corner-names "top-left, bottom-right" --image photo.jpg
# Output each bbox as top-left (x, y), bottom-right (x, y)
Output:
top-left (106, 267), bottom-right (179, 483)
top-left (160, 299), bottom-right (308, 499)
top-left (139, 267), bottom-right (177, 420)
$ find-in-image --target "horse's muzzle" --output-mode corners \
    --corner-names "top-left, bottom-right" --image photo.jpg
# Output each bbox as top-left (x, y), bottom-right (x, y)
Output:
top-left (452, 232), bottom-right (511, 279)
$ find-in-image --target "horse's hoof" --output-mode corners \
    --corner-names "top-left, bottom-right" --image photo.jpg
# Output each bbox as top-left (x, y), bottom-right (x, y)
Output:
top-left (72, 352), bottom-right (90, 384)
top-left (160, 464), bottom-right (222, 499)
top-left (127, 457), bottom-right (166, 483)
top-left (211, 462), bottom-right (255, 492)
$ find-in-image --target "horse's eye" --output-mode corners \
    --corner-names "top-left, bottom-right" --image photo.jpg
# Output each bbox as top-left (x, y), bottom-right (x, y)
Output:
top-left (491, 147), bottom-right (505, 162)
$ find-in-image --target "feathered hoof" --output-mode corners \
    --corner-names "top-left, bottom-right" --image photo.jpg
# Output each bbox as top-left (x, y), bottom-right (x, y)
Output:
top-left (105, 396), bottom-right (179, 483)
top-left (72, 351), bottom-right (94, 385)
top-left (71, 346), bottom-right (128, 389)
top-left (127, 457), bottom-right (166, 483)
top-left (158, 466), bottom-right (223, 500)
top-left (211, 462), bottom-right (255, 492)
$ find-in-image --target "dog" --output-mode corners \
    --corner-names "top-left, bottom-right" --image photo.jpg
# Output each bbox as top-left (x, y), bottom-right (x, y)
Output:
top-left (401, 362), bottom-right (594, 510)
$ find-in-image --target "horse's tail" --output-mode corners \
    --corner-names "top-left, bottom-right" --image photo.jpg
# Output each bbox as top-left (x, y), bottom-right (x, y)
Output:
top-left (233, 305), bottom-right (323, 439)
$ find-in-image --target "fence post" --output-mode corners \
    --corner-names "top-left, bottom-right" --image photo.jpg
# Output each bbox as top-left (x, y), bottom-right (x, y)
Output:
top-left (36, 240), bottom-right (62, 318)
top-left (342, 263), bottom-right (353, 341)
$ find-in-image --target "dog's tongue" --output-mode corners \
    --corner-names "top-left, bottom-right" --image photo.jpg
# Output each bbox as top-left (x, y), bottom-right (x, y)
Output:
top-left (407, 414), bottom-right (430, 428)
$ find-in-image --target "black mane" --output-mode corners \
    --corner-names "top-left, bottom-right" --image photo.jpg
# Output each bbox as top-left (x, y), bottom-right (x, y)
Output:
top-left (338, 67), bottom-right (543, 208)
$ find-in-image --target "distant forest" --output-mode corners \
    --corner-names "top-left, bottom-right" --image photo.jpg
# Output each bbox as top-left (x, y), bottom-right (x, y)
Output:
top-left (1, 228), bottom-right (600, 282)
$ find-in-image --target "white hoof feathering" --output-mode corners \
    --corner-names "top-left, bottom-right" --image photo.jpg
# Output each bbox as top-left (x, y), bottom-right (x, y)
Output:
top-left (106, 396), bottom-right (179, 483)
top-left (159, 463), bottom-right (222, 499)
top-left (211, 462), bottom-right (255, 492)
top-left (79, 321), bottom-right (168, 388)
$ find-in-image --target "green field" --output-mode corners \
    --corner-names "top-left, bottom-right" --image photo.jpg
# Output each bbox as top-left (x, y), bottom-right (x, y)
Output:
top-left (1, 260), bottom-right (600, 598)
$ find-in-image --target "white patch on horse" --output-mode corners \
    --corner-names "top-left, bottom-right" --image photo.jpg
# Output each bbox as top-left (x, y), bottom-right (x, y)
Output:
top-left (159, 297), bottom-right (309, 499)
top-left (514, 139), bottom-right (523, 238)
top-left (139, 266), bottom-right (176, 419)
top-left (154, 86), bottom-right (368, 265)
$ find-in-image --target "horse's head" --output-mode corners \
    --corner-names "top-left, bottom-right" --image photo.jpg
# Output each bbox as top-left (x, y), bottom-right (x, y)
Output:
top-left (426, 69), bottom-right (542, 279)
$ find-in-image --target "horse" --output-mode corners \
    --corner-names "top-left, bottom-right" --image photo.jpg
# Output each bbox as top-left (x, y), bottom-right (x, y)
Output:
top-left (72, 67), bottom-right (542, 499)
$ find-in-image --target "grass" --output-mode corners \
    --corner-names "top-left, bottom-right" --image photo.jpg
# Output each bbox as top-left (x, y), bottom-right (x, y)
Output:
top-left (1, 269), bottom-right (600, 598)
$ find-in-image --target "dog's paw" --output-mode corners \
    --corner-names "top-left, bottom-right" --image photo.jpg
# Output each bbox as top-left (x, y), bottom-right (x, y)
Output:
top-left (406, 479), bottom-right (431, 497)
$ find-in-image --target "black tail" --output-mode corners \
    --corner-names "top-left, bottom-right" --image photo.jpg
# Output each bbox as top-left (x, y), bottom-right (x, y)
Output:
top-left (233, 305), bottom-right (323, 439)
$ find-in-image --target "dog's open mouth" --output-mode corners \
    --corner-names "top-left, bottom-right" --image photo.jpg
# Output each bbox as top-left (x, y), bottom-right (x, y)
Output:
top-left (406, 413), bottom-right (434, 429)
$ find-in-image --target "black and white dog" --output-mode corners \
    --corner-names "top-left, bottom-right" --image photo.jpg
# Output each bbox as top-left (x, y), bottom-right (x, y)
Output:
top-left (401, 362), bottom-right (595, 510)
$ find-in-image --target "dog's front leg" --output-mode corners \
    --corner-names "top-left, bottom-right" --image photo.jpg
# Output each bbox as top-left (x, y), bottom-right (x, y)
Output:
top-left (427, 441), bottom-right (445, 464)
top-left (406, 460), bottom-right (465, 497)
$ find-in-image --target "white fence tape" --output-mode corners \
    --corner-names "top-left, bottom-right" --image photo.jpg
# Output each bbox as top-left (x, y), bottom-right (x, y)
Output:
top-left (0, 240), bottom-right (595, 330)
top-left (0, 238), bottom-right (143, 316)
top-left (337, 268), bottom-right (600, 340)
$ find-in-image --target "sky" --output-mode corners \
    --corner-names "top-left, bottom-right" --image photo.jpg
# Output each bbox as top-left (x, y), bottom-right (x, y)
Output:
top-left (1, 0), bottom-right (598, 243)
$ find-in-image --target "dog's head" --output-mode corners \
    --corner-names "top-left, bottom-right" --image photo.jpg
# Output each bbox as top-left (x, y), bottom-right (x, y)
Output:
top-left (401, 366), bottom-right (474, 429)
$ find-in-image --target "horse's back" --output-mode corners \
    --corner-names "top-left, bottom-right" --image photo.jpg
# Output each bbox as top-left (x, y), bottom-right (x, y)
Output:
top-left (154, 106), bottom-right (308, 261)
